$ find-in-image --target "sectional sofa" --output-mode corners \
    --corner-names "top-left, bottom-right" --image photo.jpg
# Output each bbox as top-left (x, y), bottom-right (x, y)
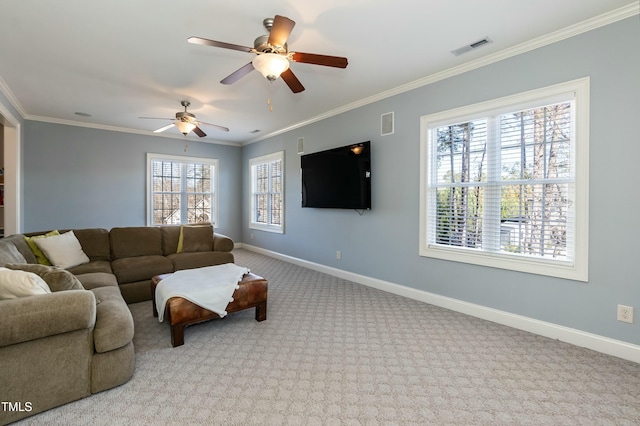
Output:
top-left (0, 224), bottom-right (234, 424)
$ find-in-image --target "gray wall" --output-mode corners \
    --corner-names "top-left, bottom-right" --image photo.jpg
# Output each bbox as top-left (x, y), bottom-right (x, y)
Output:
top-left (13, 16), bottom-right (640, 346)
top-left (242, 16), bottom-right (640, 345)
top-left (23, 122), bottom-right (243, 240)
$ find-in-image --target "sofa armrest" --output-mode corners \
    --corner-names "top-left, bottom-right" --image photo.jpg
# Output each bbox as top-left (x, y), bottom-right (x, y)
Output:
top-left (0, 290), bottom-right (96, 348)
top-left (213, 233), bottom-right (234, 252)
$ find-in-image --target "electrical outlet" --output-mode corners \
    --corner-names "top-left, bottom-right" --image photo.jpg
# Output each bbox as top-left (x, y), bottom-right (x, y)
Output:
top-left (617, 305), bottom-right (634, 323)
top-left (336, 251), bottom-right (341, 260)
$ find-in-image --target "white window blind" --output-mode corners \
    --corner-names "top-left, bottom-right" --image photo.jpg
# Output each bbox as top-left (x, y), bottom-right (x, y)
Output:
top-left (420, 78), bottom-right (589, 281)
top-left (147, 154), bottom-right (218, 226)
top-left (250, 151), bottom-right (284, 233)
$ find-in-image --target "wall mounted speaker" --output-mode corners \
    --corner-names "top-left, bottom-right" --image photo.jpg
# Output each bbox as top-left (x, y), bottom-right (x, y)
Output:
top-left (381, 112), bottom-right (394, 136)
top-left (297, 137), bottom-right (304, 154)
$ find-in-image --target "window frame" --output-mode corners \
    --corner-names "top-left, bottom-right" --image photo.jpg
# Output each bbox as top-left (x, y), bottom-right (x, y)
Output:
top-left (419, 78), bottom-right (589, 281)
top-left (249, 151), bottom-right (285, 234)
top-left (146, 153), bottom-right (219, 227)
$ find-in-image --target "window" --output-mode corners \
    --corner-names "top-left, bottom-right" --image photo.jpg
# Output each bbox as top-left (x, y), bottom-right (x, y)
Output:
top-left (147, 153), bottom-right (218, 226)
top-left (420, 78), bottom-right (589, 281)
top-left (250, 151), bottom-right (284, 233)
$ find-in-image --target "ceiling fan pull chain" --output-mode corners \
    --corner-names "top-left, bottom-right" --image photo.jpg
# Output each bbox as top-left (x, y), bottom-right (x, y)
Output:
top-left (266, 81), bottom-right (274, 112)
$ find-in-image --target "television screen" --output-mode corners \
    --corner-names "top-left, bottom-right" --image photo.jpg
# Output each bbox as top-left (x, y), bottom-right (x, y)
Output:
top-left (301, 141), bottom-right (371, 209)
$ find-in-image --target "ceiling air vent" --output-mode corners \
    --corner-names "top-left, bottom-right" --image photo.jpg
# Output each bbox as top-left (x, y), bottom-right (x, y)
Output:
top-left (451, 37), bottom-right (492, 56)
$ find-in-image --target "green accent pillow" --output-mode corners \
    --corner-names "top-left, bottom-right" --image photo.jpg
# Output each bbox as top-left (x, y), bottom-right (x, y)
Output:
top-left (177, 229), bottom-right (183, 253)
top-left (24, 230), bottom-right (60, 265)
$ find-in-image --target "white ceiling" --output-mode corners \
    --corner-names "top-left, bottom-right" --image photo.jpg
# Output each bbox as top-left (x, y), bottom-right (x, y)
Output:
top-left (0, 0), bottom-right (636, 145)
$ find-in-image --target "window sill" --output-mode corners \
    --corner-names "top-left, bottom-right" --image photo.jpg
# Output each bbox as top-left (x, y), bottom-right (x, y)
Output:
top-left (420, 244), bottom-right (588, 282)
top-left (249, 223), bottom-right (284, 234)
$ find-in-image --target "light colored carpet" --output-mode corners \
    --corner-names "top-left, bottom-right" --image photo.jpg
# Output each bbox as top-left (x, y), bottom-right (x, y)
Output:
top-left (16, 249), bottom-right (640, 425)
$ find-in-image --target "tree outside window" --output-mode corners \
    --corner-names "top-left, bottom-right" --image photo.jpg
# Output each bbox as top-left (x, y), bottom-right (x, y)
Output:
top-left (147, 154), bottom-right (218, 226)
top-left (420, 78), bottom-right (589, 281)
top-left (250, 151), bottom-right (284, 234)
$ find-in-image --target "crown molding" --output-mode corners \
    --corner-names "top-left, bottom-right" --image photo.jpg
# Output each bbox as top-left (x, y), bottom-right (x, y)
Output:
top-left (0, 75), bottom-right (26, 118)
top-left (243, 1), bottom-right (639, 146)
top-left (2, 2), bottom-right (637, 146)
top-left (25, 115), bottom-right (242, 147)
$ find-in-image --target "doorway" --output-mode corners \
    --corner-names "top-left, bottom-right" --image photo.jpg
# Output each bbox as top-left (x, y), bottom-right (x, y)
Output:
top-left (0, 106), bottom-right (20, 235)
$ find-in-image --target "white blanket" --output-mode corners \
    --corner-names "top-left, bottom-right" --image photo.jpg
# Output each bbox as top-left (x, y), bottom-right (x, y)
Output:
top-left (155, 263), bottom-right (250, 322)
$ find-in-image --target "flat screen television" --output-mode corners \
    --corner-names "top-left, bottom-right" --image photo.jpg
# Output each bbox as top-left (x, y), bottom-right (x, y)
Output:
top-left (301, 141), bottom-right (371, 209)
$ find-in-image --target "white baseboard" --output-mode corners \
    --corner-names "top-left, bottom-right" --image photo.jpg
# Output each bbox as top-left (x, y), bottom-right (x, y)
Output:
top-left (238, 243), bottom-right (640, 364)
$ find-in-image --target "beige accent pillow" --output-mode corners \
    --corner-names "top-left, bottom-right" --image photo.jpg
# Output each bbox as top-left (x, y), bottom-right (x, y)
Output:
top-left (33, 231), bottom-right (90, 269)
top-left (0, 267), bottom-right (51, 300)
top-left (24, 230), bottom-right (60, 265)
top-left (4, 263), bottom-right (85, 292)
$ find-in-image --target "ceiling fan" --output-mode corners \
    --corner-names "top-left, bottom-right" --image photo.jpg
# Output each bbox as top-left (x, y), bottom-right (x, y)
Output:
top-left (188, 15), bottom-right (348, 93)
top-left (139, 101), bottom-right (229, 137)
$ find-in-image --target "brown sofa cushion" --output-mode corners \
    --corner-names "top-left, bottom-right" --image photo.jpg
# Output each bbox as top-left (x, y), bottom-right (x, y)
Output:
top-left (168, 251), bottom-right (234, 271)
top-left (71, 228), bottom-right (111, 261)
top-left (110, 227), bottom-right (163, 259)
top-left (111, 255), bottom-right (173, 284)
top-left (67, 260), bottom-right (113, 276)
top-left (160, 225), bottom-right (181, 255)
top-left (75, 272), bottom-right (119, 291)
top-left (91, 286), bottom-right (135, 353)
top-left (43, 269), bottom-right (85, 292)
top-left (178, 224), bottom-right (214, 253)
top-left (0, 290), bottom-right (96, 347)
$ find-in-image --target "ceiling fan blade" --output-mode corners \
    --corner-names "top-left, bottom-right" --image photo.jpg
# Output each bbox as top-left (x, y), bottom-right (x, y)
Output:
top-left (268, 15), bottom-right (295, 48)
top-left (154, 123), bottom-right (175, 133)
top-left (199, 121), bottom-right (230, 132)
top-left (139, 117), bottom-right (173, 120)
top-left (187, 36), bottom-right (253, 53)
top-left (290, 52), bottom-right (348, 68)
top-left (192, 126), bottom-right (207, 137)
top-left (280, 68), bottom-right (305, 93)
top-left (220, 62), bottom-right (255, 85)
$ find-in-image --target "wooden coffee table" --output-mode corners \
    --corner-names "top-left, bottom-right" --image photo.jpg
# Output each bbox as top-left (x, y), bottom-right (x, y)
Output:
top-left (151, 271), bottom-right (268, 347)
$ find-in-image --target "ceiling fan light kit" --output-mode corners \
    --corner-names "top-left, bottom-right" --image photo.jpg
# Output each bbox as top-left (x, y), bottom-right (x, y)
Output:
top-left (140, 100), bottom-right (229, 138)
top-left (252, 53), bottom-right (290, 82)
top-left (175, 119), bottom-right (196, 135)
top-left (174, 101), bottom-right (199, 135)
